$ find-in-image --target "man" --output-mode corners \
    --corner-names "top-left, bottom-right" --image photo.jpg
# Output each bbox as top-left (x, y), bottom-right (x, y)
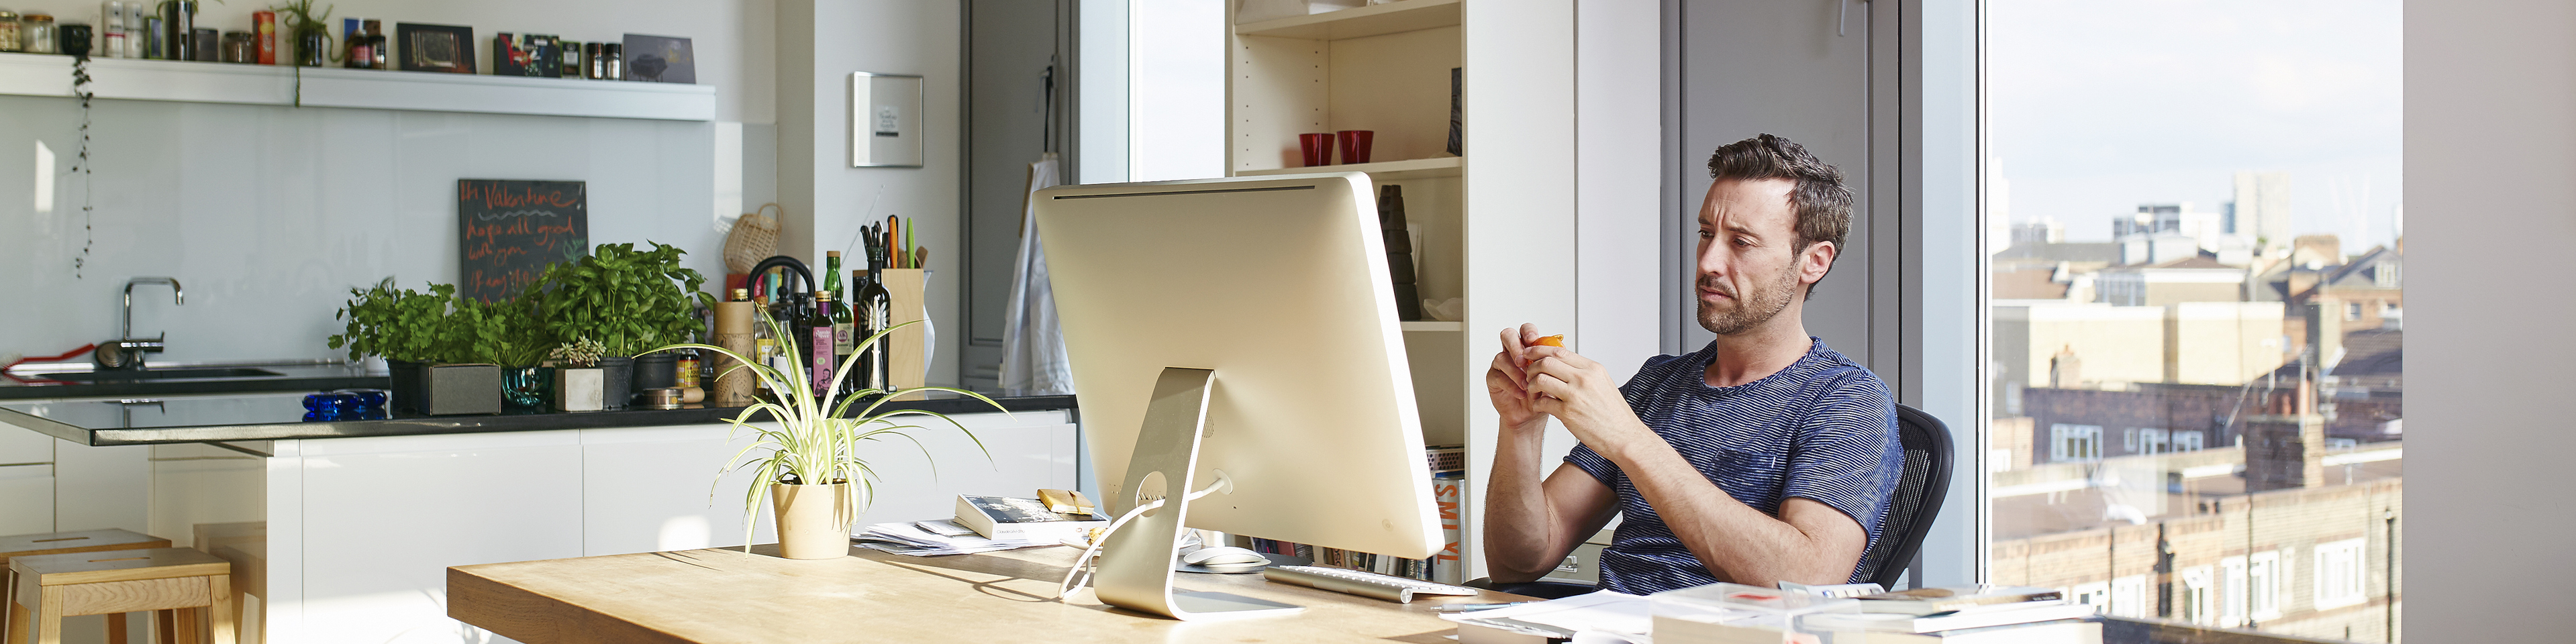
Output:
top-left (1483, 133), bottom-right (1903, 594)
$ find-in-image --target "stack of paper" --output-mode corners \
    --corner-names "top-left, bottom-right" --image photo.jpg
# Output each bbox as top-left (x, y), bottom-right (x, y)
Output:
top-left (1440, 591), bottom-right (1653, 644)
top-left (854, 520), bottom-right (1057, 556)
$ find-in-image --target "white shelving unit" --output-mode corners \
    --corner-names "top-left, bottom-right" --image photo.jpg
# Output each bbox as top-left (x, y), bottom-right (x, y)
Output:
top-left (1226, 0), bottom-right (1580, 584)
top-left (0, 52), bottom-right (715, 121)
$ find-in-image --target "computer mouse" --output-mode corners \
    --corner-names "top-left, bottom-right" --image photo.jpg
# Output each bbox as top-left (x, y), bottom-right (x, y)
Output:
top-left (1183, 546), bottom-right (1268, 566)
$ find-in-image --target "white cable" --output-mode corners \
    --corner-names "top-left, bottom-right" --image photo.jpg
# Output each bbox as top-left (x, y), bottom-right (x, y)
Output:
top-left (1056, 475), bottom-right (1234, 600)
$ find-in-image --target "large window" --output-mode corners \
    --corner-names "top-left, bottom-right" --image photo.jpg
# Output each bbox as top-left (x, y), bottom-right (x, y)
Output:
top-left (1983, 1), bottom-right (2401, 641)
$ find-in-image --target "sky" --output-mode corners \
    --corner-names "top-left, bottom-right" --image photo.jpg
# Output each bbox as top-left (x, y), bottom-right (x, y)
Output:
top-left (1987, 0), bottom-right (2404, 254)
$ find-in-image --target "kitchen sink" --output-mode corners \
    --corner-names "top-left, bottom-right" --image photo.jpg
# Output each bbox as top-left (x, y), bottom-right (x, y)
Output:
top-left (40, 368), bottom-right (286, 382)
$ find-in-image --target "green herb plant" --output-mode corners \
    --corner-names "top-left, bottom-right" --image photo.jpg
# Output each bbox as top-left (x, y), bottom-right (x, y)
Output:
top-left (532, 242), bottom-right (711, 359)
top-left (329, 278), bottom-right (456, 363)
top-left (651, 315), bottom-right (1003, 550)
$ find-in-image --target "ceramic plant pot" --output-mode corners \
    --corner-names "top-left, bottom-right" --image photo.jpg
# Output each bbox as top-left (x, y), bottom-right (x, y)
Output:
top-left (770, 482), bottom-right (854, 559)
top-left (554, 367), bottom-right (605, 412)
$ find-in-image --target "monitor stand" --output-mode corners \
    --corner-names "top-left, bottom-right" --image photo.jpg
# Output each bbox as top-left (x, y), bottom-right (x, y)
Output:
top-left (1091, 367), bottom-right (1304, 621)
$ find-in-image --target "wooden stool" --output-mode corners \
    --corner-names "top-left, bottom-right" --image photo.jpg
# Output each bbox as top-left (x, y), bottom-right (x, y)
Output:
top-left (6, 548), bottom-right (236, 644)
top-left (0, 530), bottom-right (171, 642)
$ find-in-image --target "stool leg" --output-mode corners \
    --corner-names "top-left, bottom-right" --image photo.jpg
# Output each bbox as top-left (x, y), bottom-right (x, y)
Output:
top-left (30, 587), bottom-right (60, 644)
top-left (3, 568), bottom-right (17, 644)
top-left (103, 614), bottom-right (126, 644)
top-left (206, 576), bottom-right (235, 644)
top-left (154, 610), bottom-right (173, 644)
top-left (3, 574), bottom-right (23, 644)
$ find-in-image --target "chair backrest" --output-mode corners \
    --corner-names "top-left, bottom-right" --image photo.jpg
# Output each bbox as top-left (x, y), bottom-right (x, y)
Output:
top-left (1854, 403), bottom-right (1954, 588)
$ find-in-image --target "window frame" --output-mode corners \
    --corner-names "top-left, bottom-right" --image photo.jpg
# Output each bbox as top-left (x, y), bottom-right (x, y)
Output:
top-left (2314, 538), bottom-right (2369, 609)
top-left (2249, 550), bottom-right (2284, 619)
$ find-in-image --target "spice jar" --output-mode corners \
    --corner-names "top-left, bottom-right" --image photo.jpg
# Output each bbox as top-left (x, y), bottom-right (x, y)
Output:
top-left (21, 14), bottom-right (57, 54)
top-left (0, 12), bottom-right (21, 52)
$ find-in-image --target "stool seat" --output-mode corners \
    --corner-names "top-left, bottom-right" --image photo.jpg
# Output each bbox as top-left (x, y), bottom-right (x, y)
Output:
top-left (0, 531), bottom-right (170, 564)
top-left (7, 548), bottom-right (236, 644)
top-left (0, 531), bottom-right (173, 644)
top-left (13, 548), bottom-right (230, 586)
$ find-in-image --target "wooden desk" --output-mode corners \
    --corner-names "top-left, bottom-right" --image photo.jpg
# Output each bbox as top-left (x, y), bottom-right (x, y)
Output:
top-left (449, 545), bottom-right (1528, 643)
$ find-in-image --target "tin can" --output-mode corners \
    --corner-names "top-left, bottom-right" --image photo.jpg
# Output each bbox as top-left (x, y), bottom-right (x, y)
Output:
top-left (252, 10), bottom-right (274, 64)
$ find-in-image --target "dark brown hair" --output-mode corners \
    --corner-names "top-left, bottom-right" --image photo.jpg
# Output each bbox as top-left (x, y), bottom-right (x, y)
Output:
top-left (1707, 133), bottom-right (1852, 295)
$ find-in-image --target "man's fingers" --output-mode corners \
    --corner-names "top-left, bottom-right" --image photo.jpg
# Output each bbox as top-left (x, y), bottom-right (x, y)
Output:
top-left (1489, 351), bottom-right (1528, 388)
top-left (1499, 327), bottom-right (1528, 365)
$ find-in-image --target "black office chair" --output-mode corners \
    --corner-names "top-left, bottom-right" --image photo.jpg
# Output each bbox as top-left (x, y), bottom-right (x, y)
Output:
top-left (1468, 403), bottom-right (1953, 597)
top-left (1859, 403), bottom-right (1955, 588)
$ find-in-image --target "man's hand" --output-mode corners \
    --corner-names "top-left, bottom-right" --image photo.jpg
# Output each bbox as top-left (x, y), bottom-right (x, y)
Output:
top-left (1485, 324), bottom-right (1548, 433)
top-left (1522, 343), bottom-right (1652, 449)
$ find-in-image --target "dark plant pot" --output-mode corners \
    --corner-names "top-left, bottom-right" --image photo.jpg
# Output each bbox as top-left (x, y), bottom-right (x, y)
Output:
top-left (390, 360), bottom-right (502, 415)
top-left (501, 367), bottom-right (552, 409)
top-left (599, 356), bottom-right (635, 409)
top-left (389, 360), bottom-right (426, 413)
top-left (295, 30), bottom-right (325, 66)
top-left (634, 352), bottom-right (681, 390)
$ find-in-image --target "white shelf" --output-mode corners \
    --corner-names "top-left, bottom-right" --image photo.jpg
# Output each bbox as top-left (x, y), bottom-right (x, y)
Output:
top-left (0, 52), bottom-right (715, 121)
top-left (1234, 156), bottom-right (1463, 180)
top-left (1236, 0), bottom-right (1463, 40)
top-left (1400, 321), bottom-right (1464, 332)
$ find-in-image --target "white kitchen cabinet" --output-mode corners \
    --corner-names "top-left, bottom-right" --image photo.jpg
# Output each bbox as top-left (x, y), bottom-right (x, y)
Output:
top-left (120, 409), bottom-right (1075, 644)
top-left (0, 463), bottom-right (52, 535)
top-left (295, 430), bottom-right (585, 644)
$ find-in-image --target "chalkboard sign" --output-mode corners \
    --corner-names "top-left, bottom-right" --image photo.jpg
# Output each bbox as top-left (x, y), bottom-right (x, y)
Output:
top-left (458, 179), bottom-right (589, 302)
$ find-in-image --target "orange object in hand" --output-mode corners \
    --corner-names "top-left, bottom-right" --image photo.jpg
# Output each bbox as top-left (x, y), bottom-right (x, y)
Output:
top-left (1534, 335), bottom-right (1566, 347)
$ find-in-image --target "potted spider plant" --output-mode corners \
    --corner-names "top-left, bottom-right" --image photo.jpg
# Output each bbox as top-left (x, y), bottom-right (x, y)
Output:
top-left (652, 316), bottom-right (1003, 559)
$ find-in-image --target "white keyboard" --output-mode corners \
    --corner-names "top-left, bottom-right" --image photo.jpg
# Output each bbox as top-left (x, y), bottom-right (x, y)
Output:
top-left (1262, 565), bottom-right (1480, 604)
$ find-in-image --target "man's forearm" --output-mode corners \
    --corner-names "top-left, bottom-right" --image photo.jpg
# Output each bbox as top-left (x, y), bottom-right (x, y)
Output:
top-left (1603, 438), bottom-right (1856, 586)
top-left (1481, 421), bottom-right (1563, 582)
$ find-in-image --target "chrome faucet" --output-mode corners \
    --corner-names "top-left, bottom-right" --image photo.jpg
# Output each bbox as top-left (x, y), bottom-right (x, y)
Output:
top-left (98, 276), bottom-right (183, 370)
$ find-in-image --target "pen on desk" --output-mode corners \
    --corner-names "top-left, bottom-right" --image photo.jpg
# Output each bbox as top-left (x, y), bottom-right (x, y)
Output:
top-left (1438, 601), bottom-right (1540, 612)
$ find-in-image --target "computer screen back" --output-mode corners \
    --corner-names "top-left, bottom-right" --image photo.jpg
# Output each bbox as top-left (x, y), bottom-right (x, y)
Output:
top-left (1034, 173), bottom-right (1442, 559)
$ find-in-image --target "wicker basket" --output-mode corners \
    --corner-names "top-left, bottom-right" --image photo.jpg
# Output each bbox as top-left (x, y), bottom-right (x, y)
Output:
top-left (724, 203), bottom-right (783, 274)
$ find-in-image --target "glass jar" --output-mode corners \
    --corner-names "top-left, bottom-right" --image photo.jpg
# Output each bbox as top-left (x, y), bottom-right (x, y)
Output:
top-left (20, 13), bottom-right (54, 54)
top-left (0, 12), bottom-right (21, 52)
top-left (220, 30), bottom-right (251, 62)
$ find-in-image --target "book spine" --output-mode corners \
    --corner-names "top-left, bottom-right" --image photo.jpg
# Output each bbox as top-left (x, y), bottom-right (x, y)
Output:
top-left (1432, 476), bottom-right (1465, 584)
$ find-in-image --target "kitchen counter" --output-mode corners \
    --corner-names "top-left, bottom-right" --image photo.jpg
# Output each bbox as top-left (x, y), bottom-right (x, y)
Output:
top-left (0, 362), bottom-right (389, 400)
top-left (0, 390), bottom-right (1077, 447)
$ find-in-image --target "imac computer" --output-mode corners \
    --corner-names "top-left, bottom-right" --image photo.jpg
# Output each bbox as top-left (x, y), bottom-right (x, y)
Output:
top-left (1033, 172), bottom-right (1442, 619)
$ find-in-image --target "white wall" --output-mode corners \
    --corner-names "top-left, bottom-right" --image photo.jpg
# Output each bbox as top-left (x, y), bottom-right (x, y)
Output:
top-left (1128, 0), bottom-right (1222, 182)
top-left (0, 96), bottom-right (717, 364)
top-left (773, 0), bottom-right (965, 386)
top-left (1, 0), bottom-right (775, 366)
top-left (2406, 0), bottom-right (2576, 640)
top-left (1574, 0), bottom-right (1663, 384)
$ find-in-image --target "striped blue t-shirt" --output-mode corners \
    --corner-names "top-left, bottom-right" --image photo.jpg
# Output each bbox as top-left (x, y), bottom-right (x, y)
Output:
top-left (1565, 338), bottom-right (1902, 594)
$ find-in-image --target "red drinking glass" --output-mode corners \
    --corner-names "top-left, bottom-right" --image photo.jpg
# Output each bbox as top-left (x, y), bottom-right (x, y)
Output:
top-left (1299, 133), bottom-right (1335, 167)
top-left (1337, 130), bottom-right (1375, 164)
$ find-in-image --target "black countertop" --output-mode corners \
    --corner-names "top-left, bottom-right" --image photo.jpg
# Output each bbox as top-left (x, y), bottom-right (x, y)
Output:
top-left (0, 390), bottom-right (1077, 447)
top-left (0, 363), bottom-right (391, 400)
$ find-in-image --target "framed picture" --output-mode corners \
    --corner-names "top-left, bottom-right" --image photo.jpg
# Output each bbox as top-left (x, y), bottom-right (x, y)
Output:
top-left (396, 23), bottom-right (476, 74)
top-left (493, 33), bottom-right (560, 78)
top-left (621, 34), bottom-right (695, 83)
top-left (850, 72), bottom-right (925, 168)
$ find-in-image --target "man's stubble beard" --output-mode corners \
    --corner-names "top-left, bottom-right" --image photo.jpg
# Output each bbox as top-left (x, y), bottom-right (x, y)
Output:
top-left (1696, 260), bottom-right (1801, 336)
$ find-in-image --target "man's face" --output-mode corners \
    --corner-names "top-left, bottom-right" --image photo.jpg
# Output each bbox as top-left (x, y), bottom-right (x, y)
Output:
top-left (1695, 178), bottom-right (1824, 335)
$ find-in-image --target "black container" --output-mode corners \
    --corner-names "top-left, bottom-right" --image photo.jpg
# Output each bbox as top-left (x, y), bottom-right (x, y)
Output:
top-left (599, 356), bottom-right (635, 409)
top-left (634, 352), bottom-right (681, 390)
top-left (162, 0), bottom-right (193, 61)
top-left (190, 28), bottom-right (217, 60)
top-left (58, 24), bottom-right (90, 57)
top-left (295, 30), bottom-right (324, 66)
